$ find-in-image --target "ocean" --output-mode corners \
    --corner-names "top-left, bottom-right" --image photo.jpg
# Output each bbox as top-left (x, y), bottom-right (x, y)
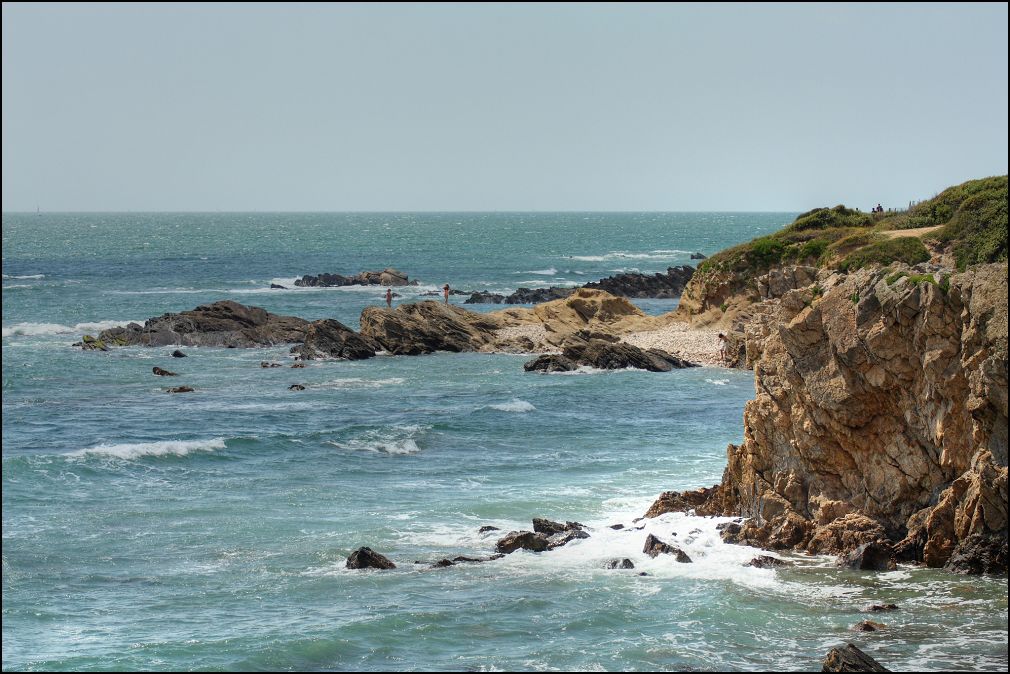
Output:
top-left (2, 212), bottom-right (1007, 671)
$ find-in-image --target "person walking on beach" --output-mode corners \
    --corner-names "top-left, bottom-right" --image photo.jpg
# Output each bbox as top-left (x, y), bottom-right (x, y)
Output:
top-left (718, 333), bottom-right (729, 363)
top-left (385, 287), bottom-right (392, 308)
top-left (443, 283), bottom-right (450, 305)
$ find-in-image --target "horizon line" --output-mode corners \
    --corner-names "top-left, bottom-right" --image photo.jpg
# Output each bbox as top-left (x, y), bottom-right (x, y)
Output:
top-left (2, 208), bottom-right (802, 215)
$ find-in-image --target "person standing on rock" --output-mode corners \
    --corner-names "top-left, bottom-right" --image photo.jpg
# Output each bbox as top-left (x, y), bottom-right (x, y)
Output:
top-left (718, 333), bottom-right (729, 363)
top-left (443, 283), bottom-right (450, 305)
top-left (385, 287), bottom-right (393, 308)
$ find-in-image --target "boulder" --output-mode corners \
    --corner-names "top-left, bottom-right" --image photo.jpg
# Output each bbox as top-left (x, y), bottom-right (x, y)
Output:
top-left (645, 486), bottom-right (725, 518)
top-left (152, 366), bottom-right (177, 376)
top-left (532, 518), bottom-right (586, 535)
top-left (864, 604), bottom-right (898, 612)
top-left (495, 531), bottom-right (550, 554)
top-left (523, 354), bottom-right (579, 372)
top-left (821, 643), bottom-right (890, 672)
top-left (605, 558), bottom-right (636, 569)
top-left (98, 300), bottom-right (309, 348)
top-left (478, 525), bottom-right (500, 534)
top-left (837, 542), bottom-right (896, 571)
top-left (744, 555), bottom-right (792, 568)
top-left (562, 339), bottom-right (682, 372)
top-left (852, 621), bottom-right (886, 632)
top-left (74, 335), bottom-right (109, 351)
top-left (166, 386), bottom-right (194, 393)
top-left (270, 283), bottom-right (287, 289)
top-left (690, 252), bottom-right (707, 260)
top-left (171, 349), bottom-right (187, 358)
top-left (643, 534), bottom-right (692, 562)
top-left (288, 384), bottom-right (306, 391)
top-left (295, 268), bottom-right (413, 288)
top-left (345, 546), bottom-right (396, 570)
top-left (290, 319), bottom-right (378, 361)
top-left (465, 291), bottom-right (507, 304)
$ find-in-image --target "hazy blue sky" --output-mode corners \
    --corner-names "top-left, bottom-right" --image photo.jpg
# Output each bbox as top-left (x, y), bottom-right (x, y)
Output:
top-left (2, 3), bottom-right (1007, 211)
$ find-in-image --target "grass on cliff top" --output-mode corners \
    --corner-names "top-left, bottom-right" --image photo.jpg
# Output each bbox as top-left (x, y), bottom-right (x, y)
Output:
top-left (696, 175), bottom-right (1008, 277)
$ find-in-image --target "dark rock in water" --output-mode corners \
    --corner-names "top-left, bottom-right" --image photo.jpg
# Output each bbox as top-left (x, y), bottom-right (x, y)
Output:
top-left (532, 518), bottom-right (585, 535)
top-left (524, 354), bottom-right (579, 372)
top-left (171, 349), bottom-right (187, 358)
top-left (608, 524), bottom-right (625, 530)
top-left (452, 556), bottom-right (484, 563)
top-left (505, 287), bottom-right (576, 304)
top-left (864, 604), bottom-right (899, 612)
top-left (291, 362), bottom-right (305, 368)
top-left (290, 319), bottom-right (379, 361)
top-left (838, 541), bottom-right (896, 571)
top-left (605, 558), bottom-right (635, 569)
top-left (346, 547), bottom-right (396, 570)
top-left (464, 291), bottom-right (507, 304)
top-left (822, 643), bottom-right (890, 672)
top-left (98, 300), bottom-right (310, 348)
top-left (638, 572), bottom-right (650, 576)
top-left (431, 559), bottom-right (455, 568)
top-left (360, 301), bottom-right (501, 355)
top-left (852, 620), bottom-right (886, 632)
top-left (583, 265), bottom-right (695, 299)
top-left (166, 386), bottom-right (194, 393)
top-left (152, 366), bottom-right (177, 376)
top-left (643, 534), bottom-right (692, 562)
top-left (562, 339), bottom-right (683, 372)
top-left (295, 268), bottom-right (413, 288)
top-left (646, 486), bottom-right (724, 518)
top-left (421, 288), bottom-right (470, 297)
top-left (690, 252), bottom-right (707, 260)
top-left (943, 533), bottom-right (1008, 575)
top-left (288, 384), bottom-right (306, 391)
top-left (260, 361), bottom-right (282, 368)
top-left (74, 335), bottom-right (109, 351)
top-left (547, 528), bottom-right (590, 550)
top-left (270, 283), bottom-right (287, 289)
top-left (478, 525), bottom-right (500, 534)
top-left (496, 531), bottom-right (550, 554)
top-left (744, 555), bottom-right (792, 568)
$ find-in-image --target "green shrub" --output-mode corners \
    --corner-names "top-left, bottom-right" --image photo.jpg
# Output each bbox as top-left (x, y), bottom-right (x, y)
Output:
top-left (789, 205), bottom-right (873, 232)
top-left (837, 237), bottom-right (930, 272)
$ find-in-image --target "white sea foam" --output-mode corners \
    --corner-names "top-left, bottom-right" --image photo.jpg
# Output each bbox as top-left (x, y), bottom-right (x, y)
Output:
top-left (68, 437), bottom-right (227, 460)
top-left (312, 377), bottom-right (406, 390)
top-left (3, 284), bottom-right (32, 289)
top-left (518, 268), bottom-right (558, 276)
top-left (705, 378), bottom-right (730, 386)
top-left (327, 424), bottom-right (428, 456)
top-left (2, 274), bottom-right (45, 279)
top-left (486, 399), bottom-right (536, 413)
top-left (568, 250), bottom-right (692, 262)
top-left (2, 320), bottom-right (139, 338)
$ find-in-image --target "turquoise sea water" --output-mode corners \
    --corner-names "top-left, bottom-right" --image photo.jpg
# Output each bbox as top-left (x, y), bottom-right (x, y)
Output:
top-left (2, 213), bottom-right (1007, 671)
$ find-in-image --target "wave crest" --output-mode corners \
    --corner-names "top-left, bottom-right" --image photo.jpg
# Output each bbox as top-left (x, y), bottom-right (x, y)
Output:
top-left (68, 438), bottom-right (227, 460)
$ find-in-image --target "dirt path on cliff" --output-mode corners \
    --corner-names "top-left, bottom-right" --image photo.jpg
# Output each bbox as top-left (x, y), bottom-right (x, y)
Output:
top-left (881, 224), bottom-right (943, 238)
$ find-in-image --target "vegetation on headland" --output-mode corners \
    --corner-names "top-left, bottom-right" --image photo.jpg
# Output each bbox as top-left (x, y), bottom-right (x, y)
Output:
top-left (695, 175), bottom-right (1008, 278)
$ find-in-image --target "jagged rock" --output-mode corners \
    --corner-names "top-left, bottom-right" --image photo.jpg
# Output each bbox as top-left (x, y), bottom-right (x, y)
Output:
top-left (561, 339), bottom-right (681, 372)
top-left (465, 291), bottom-right (507, 304)
top-left (852, 621), bottom-right (886, 632)
top-left (547, 529), bottom-right (590, 550)
top-left (295, 268), bottom-right (413, 287)
top-left (605, 558), bottom-right (635, 569)
top-left (523, 354), bottom-right (579, 372)
top-left (260, 361), bottom-right (282, 368)
top-left (270, 283), bottom-right (287, 289)
top-left (505, 287), bottom-right (576, 304)
top-left (98, 300), bottom-right (309, 348)
top-left (452, 556), bottom-right (485, 563)
top-left (288, 384), bottom-right (305, 391)
top-left (345, 547), bottom-right (396, 570)
top-left (74, 335), bottom-right (109, 351)
top-left (431, 559), bottom-right (455, 568)
top-left (944, 533), bottom-right (1008, 574)
top-left (171, 349), bottom-right (187, 358)
top-left (166, 386), bottom-right (193, 393)
top-left (495, 531), bottom-right (550, 554)
top-left (690, 252), bottom-right (707, 260)
top-left (643, 534), bottom-right (692, 562)
top-left (864, 604), bottom-right (899, 612)
top-left (583, 265), bottom-right (695, 299)
top-left (821, 643), bottom-right (890, 672)
top-left (360, 301), bottom-right (503, 355)
top-left (837, 542), bottom-right (896, 571)
top-left (478, 525), bottom-right (500, 534)
top-left (290, 319), bottom-right (378, 361)
top-left (152, 366), bottom-right (177, 376)
top-left (645, 486), bottom-right (725, 518)
top-left (532, 518), bottom-right (586, 535)
top-left (744, 555), bottom-right (792, 568)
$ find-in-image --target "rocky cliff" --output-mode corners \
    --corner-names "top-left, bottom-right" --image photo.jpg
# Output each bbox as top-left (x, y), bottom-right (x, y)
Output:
top-left (649, 263), bottom-right (1008, 573)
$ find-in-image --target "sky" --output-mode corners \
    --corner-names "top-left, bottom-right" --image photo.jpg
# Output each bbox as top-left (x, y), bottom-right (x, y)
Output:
top-left (2, 3), bottom-right (1008, 212)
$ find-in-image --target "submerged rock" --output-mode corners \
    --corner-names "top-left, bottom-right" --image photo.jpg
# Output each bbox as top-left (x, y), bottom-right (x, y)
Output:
top-left (260, 361), bottom-right (282, 368)
top-left (166, 386), bottom-right (194, 393)
top-left (288, 384), bottom-right (305, 391)
top-left (821, 643), bottom-right (890, 672)
top-left (74, 335), bottom-right (109, 351)
top-left (346, 547), bottom-right (396, 570)
top-left (295, 268), bottom-right (414, 287)
top-left (643, 534), bottom-right (692, 562)
top-left (171, 349), bottom-right (187, 358)
top-left (270, 283), bottom-right (287, 289)
top-left (852, 621), bottom-right (886, 632)
top-left (290, 319), bottom-right (378, 361)
top-left (744, 555), bottom-right (792, 568)
top-left (864, 604), bottom-right (899, 612)
top-left (605, 558), bottom-right (636, 569)
top-left (152, 366), bottom-right (177, 376)
top-left (478, 525), bottom-right (500, 534)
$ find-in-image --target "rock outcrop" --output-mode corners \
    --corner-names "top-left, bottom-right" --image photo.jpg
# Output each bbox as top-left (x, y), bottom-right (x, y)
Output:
top-left (524, 339), bottom-right (695, 373)
top-left (345, 547), bottom-right (396, 570)
top-left (583, 265), bottom-right (695, 299)
top-left (295, 268), bottom-right (414, 287)
top-left (648, 264), bottom-right (1008, 573)
top-left (822, 644), bottom-right (890, 672)
top-left (360, 301), bottom-right (505, 355)
top-left (290, 319), bottom-right (379, 360)
top-left (98, 300), bottom-right (309, 348)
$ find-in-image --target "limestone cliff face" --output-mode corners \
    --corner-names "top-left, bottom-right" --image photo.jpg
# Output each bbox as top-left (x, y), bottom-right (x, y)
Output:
top-left (651, 263), bottom-right (1008, 572)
